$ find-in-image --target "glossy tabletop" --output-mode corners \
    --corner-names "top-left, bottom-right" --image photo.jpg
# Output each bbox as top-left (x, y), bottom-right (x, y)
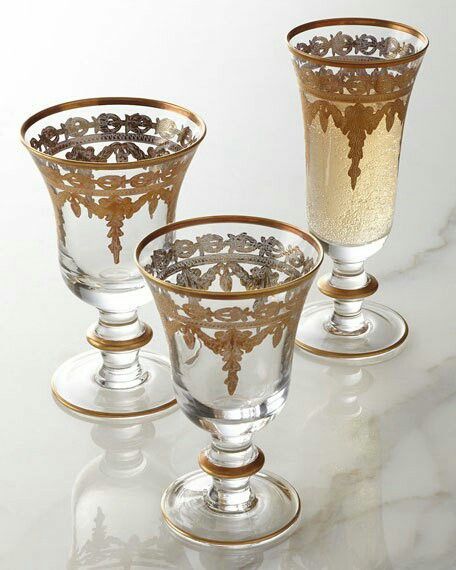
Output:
top-left (1, 299), bottom-right (455, 569)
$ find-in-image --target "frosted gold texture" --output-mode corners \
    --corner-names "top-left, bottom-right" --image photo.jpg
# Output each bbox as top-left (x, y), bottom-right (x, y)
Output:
top-left (289, 23), bottom-right (426, 246)
top-left (287, 19), bottom-right (428, 360)
top-left (305, 100), bottom-right (403, 245)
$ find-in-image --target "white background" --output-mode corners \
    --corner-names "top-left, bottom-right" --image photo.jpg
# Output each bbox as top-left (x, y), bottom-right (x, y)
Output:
top-left (1, 0), bottom-right (454, 397)
top-left (0, 1), bottom-right (455, 568)
top-left (2, 0), bottom-right (453, 363)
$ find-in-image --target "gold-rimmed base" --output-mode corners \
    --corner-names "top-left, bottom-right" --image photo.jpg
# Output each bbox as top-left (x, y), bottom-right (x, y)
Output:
top-left (51, 350), bottom-right (176, 418)
top-left (161, 470), bottom-right (301, 550)
top-left (295, 300), bottom-right (409, 364)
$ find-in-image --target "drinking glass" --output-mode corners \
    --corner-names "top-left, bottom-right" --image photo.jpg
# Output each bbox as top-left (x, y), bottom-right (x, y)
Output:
top-left (136, 215), bottom-right (323, 548)
top-left (287, 18), bottom-right (428, 361)
top-left (21, 97), bottom-right (206, 417)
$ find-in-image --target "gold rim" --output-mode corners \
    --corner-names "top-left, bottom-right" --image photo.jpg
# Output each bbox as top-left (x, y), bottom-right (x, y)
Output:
top-left (51, 382), bottom-right (177, 419)
top-left (20, 96), bottom-right (207, 170)
top-left (135, 214), bottom-right (324, 300)
top-left (287, 17), bottom-right (429, 69)
top-left (161, 473), bottom-right (301, 546)
top-left (295, 318), bottom-right (409, 359)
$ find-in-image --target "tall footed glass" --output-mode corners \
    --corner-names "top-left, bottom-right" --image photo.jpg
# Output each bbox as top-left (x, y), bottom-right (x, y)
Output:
top-left (287, 19), bottom-right (428, 361)
top-left (136, 215), bottom-right (323, 548)
top-left (21, 97), bottom-right (206, 417)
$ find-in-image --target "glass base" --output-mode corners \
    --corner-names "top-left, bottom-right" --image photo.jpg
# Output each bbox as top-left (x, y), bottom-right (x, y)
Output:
top-left (51, 350), bottom-right (176, 418)
top-left (161, 470), bottom-right (301, 549)
top-left (296, 301), bottom-right (408, 364)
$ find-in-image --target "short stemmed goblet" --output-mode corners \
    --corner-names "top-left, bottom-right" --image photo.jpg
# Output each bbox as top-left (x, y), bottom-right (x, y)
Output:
top-left (136, 215), bottom-right (323, 548)
top-left (21, 97), bottom-right (206, 417)
top-left (288, 19), bottom-right (428, 361)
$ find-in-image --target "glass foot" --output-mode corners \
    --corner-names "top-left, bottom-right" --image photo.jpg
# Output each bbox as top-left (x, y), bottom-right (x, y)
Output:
top-left (52, 350), bottom-right (176, 418)
top-left (161, 470), bottom-right (301, 549)
top-left (296, 300), bottom-right (408, 364)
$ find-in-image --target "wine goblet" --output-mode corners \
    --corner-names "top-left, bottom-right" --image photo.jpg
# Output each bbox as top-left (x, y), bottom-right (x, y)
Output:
top-left (21, 97), bottom-right (206, 417)
top-left (136, 215), bottom-right (323, 548)
top-left (287, 18), bottom-right (428, 361)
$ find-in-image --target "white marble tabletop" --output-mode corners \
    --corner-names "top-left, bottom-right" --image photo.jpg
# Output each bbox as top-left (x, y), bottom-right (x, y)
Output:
top-left (1, 0), bottom-right (455, 568)
top-left (1, 327), bottom-right (455, 569)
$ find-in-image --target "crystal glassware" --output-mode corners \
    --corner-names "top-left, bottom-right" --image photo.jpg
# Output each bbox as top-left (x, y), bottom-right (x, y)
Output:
top-left (287, 18), bottom-right (428, 361)
top-left (21, 97), bottom-right (206, 417)
top-left (136, 215), bottom-right (323, 548)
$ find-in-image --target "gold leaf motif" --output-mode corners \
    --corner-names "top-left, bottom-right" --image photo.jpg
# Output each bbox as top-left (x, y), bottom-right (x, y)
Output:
top-left (272, 325), bottom-right (284, 348)
top-left (302, 96), bottom-right (407, 189)
top-left (32, 112), bottom-right (197, 263)
top-left (292, 30), bottom-right (422, 190)
top-left (147, 233), bottom-right (315, 394)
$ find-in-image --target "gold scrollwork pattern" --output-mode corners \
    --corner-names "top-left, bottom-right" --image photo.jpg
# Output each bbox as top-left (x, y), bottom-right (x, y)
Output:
top-left (292, 31), bottom-right (423, 189)
top-left (30, 112), bottom-right (197, 161)
top-left (296, 31), bottom-right (416, 61)
top-left (31, 112), bottom-right (198, 263)
top-left (146, 232), bottom-right (314, 395)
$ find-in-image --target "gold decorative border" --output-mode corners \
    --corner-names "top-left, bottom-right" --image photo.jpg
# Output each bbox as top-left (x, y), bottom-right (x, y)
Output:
top-left (287, 17), bottom-right (429, 69)
top-left (136, 215), bottom-right (324, 300)
top-left (20, 96), bottom-right (206, 170)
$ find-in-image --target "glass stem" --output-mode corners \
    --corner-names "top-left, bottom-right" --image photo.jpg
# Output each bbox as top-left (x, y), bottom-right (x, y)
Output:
top-left (202, 435), bottom-right (260, 514)
top-left (326, 260), bottom-right (370, 336)
top-left (89, 310), bottom-right (151, 390)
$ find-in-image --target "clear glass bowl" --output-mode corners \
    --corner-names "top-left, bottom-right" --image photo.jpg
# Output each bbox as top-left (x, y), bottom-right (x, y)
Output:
top-left (136, 215), bottom-right (323, 548)
top-left (21, 97), bottom-right (206, 417)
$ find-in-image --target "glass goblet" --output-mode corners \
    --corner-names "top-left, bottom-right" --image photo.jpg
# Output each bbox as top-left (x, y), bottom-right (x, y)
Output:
top-left (136, 215), bottom-right (323, 548)
top-left (21, 97), bottom-right (206, 417)
top-left (287, 18), bottom-right (428, 361)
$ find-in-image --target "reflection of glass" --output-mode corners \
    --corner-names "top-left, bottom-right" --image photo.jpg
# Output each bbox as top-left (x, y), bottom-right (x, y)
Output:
top-left (21, 98), bottom-right (205, 417)
top-left (136, 215), bottom-right (323, 548)
top-left (324, 365), bottom-right (372, 418)
top-left (281, 363), bottom-right (392, 570)
top-left (288, 19), bottom-right (428, 362)
top-left (57, 404), bottom-right (190, 569)
top-left (166, 535), bottom-right (265, 569)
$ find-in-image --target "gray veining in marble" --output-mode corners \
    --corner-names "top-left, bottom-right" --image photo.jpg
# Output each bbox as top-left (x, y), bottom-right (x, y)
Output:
top-left (1, 0), bottom-right (455, 568)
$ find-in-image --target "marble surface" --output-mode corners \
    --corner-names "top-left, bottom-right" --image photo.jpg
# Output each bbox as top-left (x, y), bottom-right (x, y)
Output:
top-left (1, 345), bottom-right (455, 569)
top-left (1, 0), bottom-right (455, 568)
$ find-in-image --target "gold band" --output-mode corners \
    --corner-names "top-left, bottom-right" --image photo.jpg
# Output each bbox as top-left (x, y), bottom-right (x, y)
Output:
top-left (162, 496), bottom-right (301, 547)
top-left (162, 491), bottom-right (300, 547)
top-left (198, 448), bottom-right (265, 479)
top-left (52, 385), bottom-right (177, 418)
top-left (287, 17), bottom-right (429, 69)
top-left (318, 274), bottom-right (378, 300)
top-left (86, 324), bottom-right (153, 352)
